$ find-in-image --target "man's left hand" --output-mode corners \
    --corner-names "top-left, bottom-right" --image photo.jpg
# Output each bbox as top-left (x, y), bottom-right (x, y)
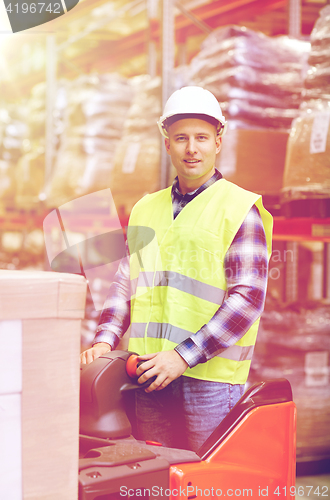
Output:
top-left (136, 350), bottom-right (188, 393)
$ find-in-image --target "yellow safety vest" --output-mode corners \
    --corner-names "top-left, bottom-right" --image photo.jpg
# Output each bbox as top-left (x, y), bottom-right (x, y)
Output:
top-left (127, 178), bottom-right (273, 384)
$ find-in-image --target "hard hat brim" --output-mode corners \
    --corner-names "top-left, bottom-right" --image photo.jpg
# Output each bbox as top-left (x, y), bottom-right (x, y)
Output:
top-left (158, 113), bottom-right (227, 138)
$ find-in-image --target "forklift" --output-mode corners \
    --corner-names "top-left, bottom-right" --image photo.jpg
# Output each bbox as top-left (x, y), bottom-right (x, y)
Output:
top-left (79, 350), bottom-right (296, 500)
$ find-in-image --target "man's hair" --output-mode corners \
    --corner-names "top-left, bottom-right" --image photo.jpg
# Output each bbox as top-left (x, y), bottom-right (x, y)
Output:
top-left (164, 113), bottom-right (221, 134)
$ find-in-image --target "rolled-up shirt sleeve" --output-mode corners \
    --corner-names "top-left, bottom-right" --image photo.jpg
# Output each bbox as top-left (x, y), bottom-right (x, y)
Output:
top-left (93, 252), bottom-right (131, 350)
top-left (175, 205), bottom-right (269, 368)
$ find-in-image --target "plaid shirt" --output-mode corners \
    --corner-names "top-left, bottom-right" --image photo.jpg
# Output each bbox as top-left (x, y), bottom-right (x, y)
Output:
top-left (94, 170), bottom-right (269, 368)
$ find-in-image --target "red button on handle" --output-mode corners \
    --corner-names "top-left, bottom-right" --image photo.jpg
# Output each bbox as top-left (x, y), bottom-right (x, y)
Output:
top-left (126, 354), bottom-right (139, 378)
top-left (145, 440), bottom-right (163, 446)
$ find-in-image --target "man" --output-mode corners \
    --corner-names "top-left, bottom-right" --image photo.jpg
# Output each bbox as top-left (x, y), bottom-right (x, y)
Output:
top-left (80, 86), bottom-right (273, 453)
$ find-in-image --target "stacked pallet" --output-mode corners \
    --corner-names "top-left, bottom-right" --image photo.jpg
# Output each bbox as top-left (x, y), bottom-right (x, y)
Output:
top-left (44, 74), bottom-right (133, 208)
top-left (110, 75), bottom-right (177, 217)
top-left (281, 6), bottom-right (330, 215)
top-left (250, 303), bottom-right (330, 463)
top-left (190, 25), bottom-right (310, 130)
top-left (189, 26), bottom-right (309, 206)
top-left (0, 107), bottom-right (27, 211)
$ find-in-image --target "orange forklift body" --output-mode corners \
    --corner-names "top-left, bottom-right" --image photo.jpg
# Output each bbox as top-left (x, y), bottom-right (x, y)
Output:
top-left (79, 351), bottom-right (296, 500)
top-left (169, 403), bottom-right (296, 499)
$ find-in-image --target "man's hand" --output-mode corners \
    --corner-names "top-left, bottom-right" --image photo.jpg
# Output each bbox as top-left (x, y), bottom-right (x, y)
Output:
top-left (80, 342), bottom-right (111, 364)
top-left (136, 350), bottom-right (188, 393)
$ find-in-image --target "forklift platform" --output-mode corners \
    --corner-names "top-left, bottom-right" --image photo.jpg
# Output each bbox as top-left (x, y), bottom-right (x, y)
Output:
top-left (79, 350), bottom-right (296, 499)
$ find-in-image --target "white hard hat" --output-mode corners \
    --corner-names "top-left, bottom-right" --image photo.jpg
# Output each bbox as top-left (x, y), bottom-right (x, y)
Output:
top-left (158, 86), bottom-right (227, 138)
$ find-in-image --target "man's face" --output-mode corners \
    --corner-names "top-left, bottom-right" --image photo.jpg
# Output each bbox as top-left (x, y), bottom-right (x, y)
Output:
top-left (165, 118), bottom-right (222, 194)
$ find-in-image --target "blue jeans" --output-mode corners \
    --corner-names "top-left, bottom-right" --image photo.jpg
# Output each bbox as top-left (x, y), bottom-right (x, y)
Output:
top-left (135, 376), bottom-right (244, 453)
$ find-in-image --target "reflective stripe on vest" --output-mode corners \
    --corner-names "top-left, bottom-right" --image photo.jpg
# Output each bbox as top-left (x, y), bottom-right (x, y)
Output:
top-left (131, 270), bottom-right (226, 305)
top-left (130, 322), bottom-right (254, 362)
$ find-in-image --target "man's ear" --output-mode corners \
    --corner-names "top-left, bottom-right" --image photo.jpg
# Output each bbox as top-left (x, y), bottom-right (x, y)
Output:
top-left (216, 135), bottom-right (222, 154)
top-left (165, 138), bottom-right (171, 154)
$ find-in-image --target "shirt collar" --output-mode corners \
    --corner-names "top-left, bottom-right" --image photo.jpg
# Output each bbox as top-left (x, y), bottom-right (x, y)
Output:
top-left (172, 169), bottom-right (222, 200)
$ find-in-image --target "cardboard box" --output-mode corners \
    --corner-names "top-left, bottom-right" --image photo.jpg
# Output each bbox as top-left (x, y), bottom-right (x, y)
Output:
top-left (282, 109), bottom-right (330, 201)
top-left (217, 127), bottom-right (289, 196)
top-left (111, 137), bottom-right (177, 216)
top-left (0, 270), bottom-right (87, 500)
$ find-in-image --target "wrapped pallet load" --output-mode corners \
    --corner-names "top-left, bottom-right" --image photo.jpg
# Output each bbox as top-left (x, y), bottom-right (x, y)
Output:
top-left (190, 26), bottom-right (309, 130)
top-left (189, 26), bottom-right (310, 205)
top-left (282, 100), bottom-right (330, 211)
top-left (45, 73), bottom-right (133, 208)
top-left (110, 75), bottom-right (177, 218)
top-left (15, 82), bottom-right (46, 210)
top-left (15, 81), bottom-right (68, 210)
top-left (303, 5), bottom-right (330, 102)
top-left (282, 6), bottom-right (330, 215)
top-left (0, 108), bottom-right (27, 211)
top-left (16, 148), bottom-right (45, 209)
top-left (250, 302), bottom-right (330, 464)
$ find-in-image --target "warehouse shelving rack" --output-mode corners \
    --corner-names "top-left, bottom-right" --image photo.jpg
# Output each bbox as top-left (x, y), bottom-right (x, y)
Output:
top-left (0, 0), bottom-right (328, 275)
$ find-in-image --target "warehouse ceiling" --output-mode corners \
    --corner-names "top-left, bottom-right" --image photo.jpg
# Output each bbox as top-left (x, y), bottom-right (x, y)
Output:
top-left (0, 0), bottom-right (327, 97)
